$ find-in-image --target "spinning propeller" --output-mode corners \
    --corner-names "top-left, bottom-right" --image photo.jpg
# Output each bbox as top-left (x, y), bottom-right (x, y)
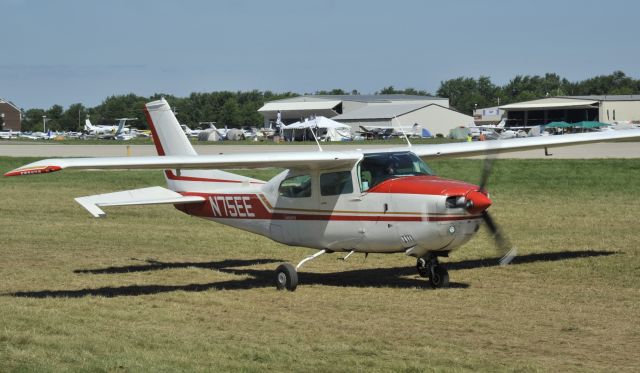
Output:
top-left (475, 158), bottom-right (517, 265)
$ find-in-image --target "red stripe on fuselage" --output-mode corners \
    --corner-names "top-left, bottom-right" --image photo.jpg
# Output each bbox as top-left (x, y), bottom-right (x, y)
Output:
top-left (176, 192), bottom-right (481, 222)
top-left (143, 106), bottom-right (165, 156)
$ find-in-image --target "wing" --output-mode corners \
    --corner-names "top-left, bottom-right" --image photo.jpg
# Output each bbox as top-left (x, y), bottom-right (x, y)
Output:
top-left (408, 129), bottom-right (640, 159)
top-left (75, 186), bottom-right (205, 218)
top-left (5, 130), bottom-right (640, 177)
top-left (4, 150), bottom-right (363, 176)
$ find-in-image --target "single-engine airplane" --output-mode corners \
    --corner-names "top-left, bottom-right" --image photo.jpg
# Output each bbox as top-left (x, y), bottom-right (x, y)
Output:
top-left (84, 118), bottom-right (136, 139)
top-left (6, 99), bottom-right (640, 290)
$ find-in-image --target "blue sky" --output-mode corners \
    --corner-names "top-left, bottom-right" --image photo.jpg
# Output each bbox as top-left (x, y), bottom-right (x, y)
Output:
top-left (2, 0), bottom-right (639, 109)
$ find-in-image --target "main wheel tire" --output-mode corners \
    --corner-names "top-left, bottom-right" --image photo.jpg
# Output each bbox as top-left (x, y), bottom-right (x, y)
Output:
top-left (274, 263), bottom-right (298, 291)
top-left (428, 265), bottom-right (450, 288)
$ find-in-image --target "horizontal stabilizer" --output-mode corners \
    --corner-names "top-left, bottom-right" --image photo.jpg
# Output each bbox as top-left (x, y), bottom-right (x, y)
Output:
top-left (74, 186), bottom-right (205, 218)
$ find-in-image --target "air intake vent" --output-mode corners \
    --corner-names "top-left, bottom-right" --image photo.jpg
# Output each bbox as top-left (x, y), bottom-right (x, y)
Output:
top-left (401, 235), bottom-right (415, 245)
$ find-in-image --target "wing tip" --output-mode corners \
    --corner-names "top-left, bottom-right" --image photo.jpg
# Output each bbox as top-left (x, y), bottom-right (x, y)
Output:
top-left (4, 165), bottom-right (62, 177)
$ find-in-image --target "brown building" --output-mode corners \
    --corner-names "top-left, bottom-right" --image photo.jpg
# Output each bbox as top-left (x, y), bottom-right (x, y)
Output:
top-left (0, 98), bottom-right (22, 131)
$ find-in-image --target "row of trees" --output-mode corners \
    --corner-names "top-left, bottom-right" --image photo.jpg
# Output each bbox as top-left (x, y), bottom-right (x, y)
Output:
top-left (437, 70), bottom-right (640, 114)
top-left (20, 91), bottom-right (298, 132)
top-left (19, 71), bottom-right (640, 132)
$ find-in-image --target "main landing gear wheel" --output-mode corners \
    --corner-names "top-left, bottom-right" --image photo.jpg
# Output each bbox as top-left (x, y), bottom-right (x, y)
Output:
top-left (274, 250), bottom-right (328, 291)
top-left (274, 263), bottom-right (298, 291)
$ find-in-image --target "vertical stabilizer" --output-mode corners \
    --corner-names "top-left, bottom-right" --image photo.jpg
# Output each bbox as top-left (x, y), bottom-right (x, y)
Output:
top-left (143, 98), bottom-right (261, 192)
top-left (144, 99), bottom-right (197, 156)
top-left (84, 119), bottom-right (94, 132)
top-left (114, 119), bottom-right (126, 136)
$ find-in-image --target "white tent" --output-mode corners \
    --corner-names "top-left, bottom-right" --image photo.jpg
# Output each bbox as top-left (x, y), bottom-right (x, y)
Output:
top-left (283, 116), bottom-right (352, 141)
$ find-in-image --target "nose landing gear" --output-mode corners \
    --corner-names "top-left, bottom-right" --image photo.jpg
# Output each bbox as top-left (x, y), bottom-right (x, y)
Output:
top-left (417, 253), bottom-right (449, 288)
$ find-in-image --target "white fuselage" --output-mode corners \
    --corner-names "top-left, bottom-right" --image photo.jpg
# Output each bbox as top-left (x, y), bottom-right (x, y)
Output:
top-left (170, 165), bottom-right (483, 258)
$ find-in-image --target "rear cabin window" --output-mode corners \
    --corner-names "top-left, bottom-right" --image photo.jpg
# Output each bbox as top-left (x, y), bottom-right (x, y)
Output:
top-left (320, 171), bottom-right (354, 196)
top-left (279, 175), bottom-right (312, 198)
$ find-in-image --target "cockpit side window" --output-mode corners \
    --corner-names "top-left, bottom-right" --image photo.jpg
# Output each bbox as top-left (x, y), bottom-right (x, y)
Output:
top-left (359, 152), bottom-right (434, 191)
top-left (279, 174), bottom-right (312, 198)
top-left (320, 171), bottom-right (353, 196)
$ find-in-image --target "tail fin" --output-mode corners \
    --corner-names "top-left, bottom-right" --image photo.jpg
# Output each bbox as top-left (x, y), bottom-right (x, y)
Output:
top-left (144, 98), bottom-right (197, 156)
top-left (114, 119), bottom-right (126, 136)
top-left (143, 98), bottom-right (263, 192)
top-left (84, 119), bottom-right (94, 132)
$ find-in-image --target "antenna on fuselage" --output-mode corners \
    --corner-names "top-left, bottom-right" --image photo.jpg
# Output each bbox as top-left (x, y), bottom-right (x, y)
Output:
top-left (394, 116), bottom-right (412, 148)
top-left (309, 115), bottom-right (324, 152)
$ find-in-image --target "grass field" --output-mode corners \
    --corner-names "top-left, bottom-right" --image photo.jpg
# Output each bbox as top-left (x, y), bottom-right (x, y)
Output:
top-left (1, 156), bottom-right (639, 372)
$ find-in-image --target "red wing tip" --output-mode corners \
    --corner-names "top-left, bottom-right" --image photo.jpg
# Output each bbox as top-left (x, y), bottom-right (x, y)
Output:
top-left (4, 166), bottom-right (62, 177)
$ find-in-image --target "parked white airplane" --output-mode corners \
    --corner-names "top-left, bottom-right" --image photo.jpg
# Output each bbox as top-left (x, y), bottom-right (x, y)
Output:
top-left (84, 119), bottom-right (118, 135)
top-left (0, 130), bottom-right (19, 139)
top-left (7, 99), bottom-right (640, 291)
top-left (20, 130), bottom-right (55, 140)
top-left (102, 119), bottom-right (137, 140)
top-left (84, 118), bottom-right (135, 138)
top-left (181, 124), bottom-right (202, 138)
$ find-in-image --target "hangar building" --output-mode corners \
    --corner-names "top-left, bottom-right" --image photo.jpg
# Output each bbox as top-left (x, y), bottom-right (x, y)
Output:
top-left (500, 95), bottom-right (640, 127)
top-left (0, 98), bottom-right (21, 131)
top-left (332, 103), bottom-right (473, 137)
top-left (259, 94), bottom-right (473, 137)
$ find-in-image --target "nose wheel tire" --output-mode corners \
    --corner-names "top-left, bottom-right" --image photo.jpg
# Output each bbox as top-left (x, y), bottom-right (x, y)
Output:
top-left (428, 265), bottom-right (449, 288)
top-left (417, 255), bottom-right (450, 288)
top-left (274, 263), bottom-right (298, 291)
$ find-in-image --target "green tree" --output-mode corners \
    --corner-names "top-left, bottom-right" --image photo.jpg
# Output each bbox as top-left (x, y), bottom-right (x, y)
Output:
top-left (92, 93), bottom-right (147, 128)
top-left (60, 103), bottom-right (87, 131)
top-left (571, 71), bottom-right (637, 95)
top-left (218, 97), bottom-right (241, 127)
top-left (44, 105), bottom-right (64, 131)
top-left (437, 77), bottom-right (485, 114)
top-left (21, 108), bottom-right (46, 132)
top-left (377, 86), bottom-right (431, 96)
top-left (315, 89), bottom-right (347, 95)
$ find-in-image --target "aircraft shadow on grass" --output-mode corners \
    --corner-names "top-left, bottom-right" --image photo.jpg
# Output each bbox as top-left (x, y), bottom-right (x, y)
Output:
top-left (7, 250), bottom-right (615, 299)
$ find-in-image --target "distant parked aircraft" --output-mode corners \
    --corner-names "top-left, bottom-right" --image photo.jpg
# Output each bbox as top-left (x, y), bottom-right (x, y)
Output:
top-left (85, 118), bottom-right (136, 140)
top-left (181, 124), bottom-right (202, 138)
top-left (84, 118), bottom-right (135, 137)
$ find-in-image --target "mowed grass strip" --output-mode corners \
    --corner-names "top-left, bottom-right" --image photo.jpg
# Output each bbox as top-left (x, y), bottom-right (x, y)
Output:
top-left (0, 157), bottom-right (639, 372)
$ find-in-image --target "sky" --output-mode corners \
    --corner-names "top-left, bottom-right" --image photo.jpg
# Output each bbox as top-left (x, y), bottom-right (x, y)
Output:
top-left (2, 0), bottom-right (640, 109)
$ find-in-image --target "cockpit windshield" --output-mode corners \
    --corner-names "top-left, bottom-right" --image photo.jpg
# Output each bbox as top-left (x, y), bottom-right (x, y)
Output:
top-left (359, 152), bottom-right (434, 191)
